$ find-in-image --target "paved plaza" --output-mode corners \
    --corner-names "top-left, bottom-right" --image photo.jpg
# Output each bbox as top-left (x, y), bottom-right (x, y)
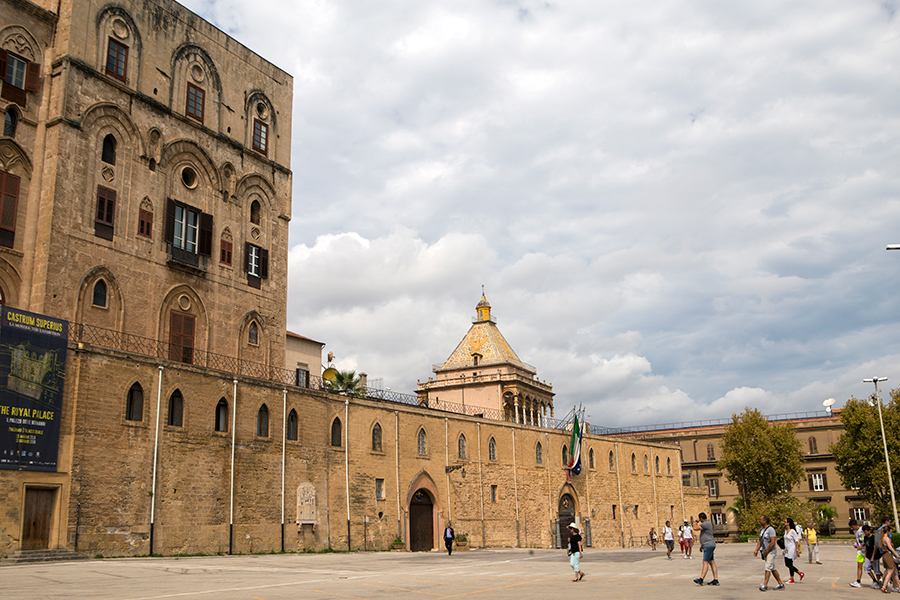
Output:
top-left (0, 541), bottom-right (879, 600)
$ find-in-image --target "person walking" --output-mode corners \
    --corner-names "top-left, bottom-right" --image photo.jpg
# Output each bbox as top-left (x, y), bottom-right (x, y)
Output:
top-left (863, 524), bottom-right (883, 589)
top-left (663, 520), bottom-right (675, 560)
top-left (692, 513), bottom-right (719, 586)
top-left (650, 527), bottom-right (658, 551)
top-left (881, 523), bottom-right (900, 594)
top-left (443, 522), bottom-right (455, 556)
top-left (783, 518), bottom-right (804, 583)
top-left (682, 519), bottom-right (694, 559)
top-left (566, 523), bottom-right (585, 582)
top-left (851, 519), bottom-right (865, 587)
top-left (754, 515), bottom-right (786, 591)
top-left (805, 521), bottom-right (821, 565)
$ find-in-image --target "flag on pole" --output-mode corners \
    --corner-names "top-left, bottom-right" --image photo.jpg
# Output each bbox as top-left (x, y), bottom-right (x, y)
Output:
top-left (566, 413), bottom-right (583, 481)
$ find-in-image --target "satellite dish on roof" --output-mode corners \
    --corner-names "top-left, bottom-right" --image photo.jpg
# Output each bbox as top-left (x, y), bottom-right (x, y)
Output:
top-left (323, 368), bottom-right (338, 382)
top-left (823, 398), bottom-right (835, 408)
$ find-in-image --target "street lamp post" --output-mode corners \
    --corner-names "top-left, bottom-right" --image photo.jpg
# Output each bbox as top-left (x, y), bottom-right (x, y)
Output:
top-left (863, 377), bottom-right (900, 528)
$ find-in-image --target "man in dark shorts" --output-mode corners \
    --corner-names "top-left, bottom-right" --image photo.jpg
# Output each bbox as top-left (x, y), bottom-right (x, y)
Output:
top-left (663, 520), bottom-right (675, 559)
top-left (693, 513), bottom-right (719, 586)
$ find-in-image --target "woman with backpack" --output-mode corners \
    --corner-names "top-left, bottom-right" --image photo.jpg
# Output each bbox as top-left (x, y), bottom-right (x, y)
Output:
top-left (783, 518), bottom-right (804, 583)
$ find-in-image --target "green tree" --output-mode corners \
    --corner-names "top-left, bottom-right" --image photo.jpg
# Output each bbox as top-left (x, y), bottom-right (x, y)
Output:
top-left (717, 407), bottom-right (805, 510)
top-left (831, 392), bottom-right (900, 520)
top-left (737, 492), bottom-right (817, 536)
top-left (326, 370), bottom-right (365, 397)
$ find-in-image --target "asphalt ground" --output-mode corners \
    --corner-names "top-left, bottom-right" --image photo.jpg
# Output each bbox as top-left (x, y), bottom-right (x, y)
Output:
top-left (0, 541), bottom-right (881, 600)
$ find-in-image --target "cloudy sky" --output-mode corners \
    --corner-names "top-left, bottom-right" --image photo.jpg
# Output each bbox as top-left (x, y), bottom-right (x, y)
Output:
top-left (184, 0), bottom-right (900, 428)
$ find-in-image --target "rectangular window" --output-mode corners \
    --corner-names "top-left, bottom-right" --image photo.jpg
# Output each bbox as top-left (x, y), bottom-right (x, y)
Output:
top-left (707, 478), bottom-right (719, 498)
top-left (612, 505), bottom-right (617, 520)
top-left (186, 83), bottom-right (205, 123)
top-left (220, 239), bottom-right (232, 265)
top-left (138, 209), bottom-right (153, 238)
top-left (105, 38), bottom-right (128, 81)
top-left (0, 170), bottom-right (20, 249)
top-left (490, 484), bottom-right (497, 503)
top-left (811, 473), bottom-right (826, 492)
top-left (376, 478), bottom-right (384, 500)
top-left (296, 368), bottom-right (309, 388)
top-left (95, 186), bottom-right (116, 240)
top-left (0, 50), bottom-right (39, 107)
top-left (5, 53), bottom-right (26, 88)
top-left (712, 512), bottom-right (724, 526)
top-left (852, 507), bottom-right (868, 521)
top-left (252, 119), bottom-right (268, 154)
top-left (168, 311), bottom-right (195, 364)
top-left (244, 242), bottom-right (269, 287)
top-left (173, 204), bottom-right (198, 253)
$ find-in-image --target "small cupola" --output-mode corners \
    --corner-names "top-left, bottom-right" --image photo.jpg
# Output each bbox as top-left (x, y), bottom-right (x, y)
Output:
top-left (475, 291), bottom-right (491, 322)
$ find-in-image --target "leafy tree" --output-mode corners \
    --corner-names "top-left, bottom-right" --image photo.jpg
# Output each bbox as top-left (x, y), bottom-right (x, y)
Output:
top-left (326, 370), bottom-right (365, 397)
top-left (717, 407), bottom-right (805, 510)
top-left (832, 392), bottom-right (900, 520)
top-left (737, 492), bottom-right (817, 536)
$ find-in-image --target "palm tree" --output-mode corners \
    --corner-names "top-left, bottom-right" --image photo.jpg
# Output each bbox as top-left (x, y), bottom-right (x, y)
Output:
top-left (326, 370), bottom-right (365, 397)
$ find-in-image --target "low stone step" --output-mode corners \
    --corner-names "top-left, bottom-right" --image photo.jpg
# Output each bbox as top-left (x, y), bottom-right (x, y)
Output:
top-left (2, 549), bottom-right (89, 564)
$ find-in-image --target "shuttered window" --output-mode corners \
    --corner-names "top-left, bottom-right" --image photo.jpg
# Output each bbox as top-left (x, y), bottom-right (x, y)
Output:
top-left (168, 311), bottom-right (195, 364)
top-left (0, 170), bottom-right (20, 248)
top-left (95, 186), bottom-right (116, 240)
top-left (105, 38), bottom-right (128, 81)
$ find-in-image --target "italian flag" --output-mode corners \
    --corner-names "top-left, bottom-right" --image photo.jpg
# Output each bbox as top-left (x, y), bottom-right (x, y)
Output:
top-left (567, 413), bottom-right (583, 481)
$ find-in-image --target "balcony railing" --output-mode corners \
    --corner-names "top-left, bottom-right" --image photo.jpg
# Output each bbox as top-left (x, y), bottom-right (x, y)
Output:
top-left (167, 244), bottom-right (208, 272)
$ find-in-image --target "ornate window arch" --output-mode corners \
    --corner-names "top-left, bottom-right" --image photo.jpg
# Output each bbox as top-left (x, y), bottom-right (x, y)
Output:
top-left (589, 447), bottom-right (595, 469)
top-left (287, 409), bottom-right (298, 441)
top-left (330, 417), bottom-right (342, 447)
top-left (609, 450), bottom-right (615, 471)
top-left (371, 422), bottom-right (382, 452)
top-left (488, 437), bottom-right (496, 461)
top-left (102, 134), bottom-right (116, 164)
top-left (417, 428), bottom-right (427, 455)
top-left (536, 441), bottom-right (543, 464)
top-left (92, 279), bottom-right (107, 307)
top-left (256, 404), bottom-right (269, 437)
top-left (125, 383), bottom-right (143, 421)
top-left (167, 390), bottom-right (183, 427)
top-left (215, 398), bottom-right (228, 432)
top-left (458, 433), bottom-right (467, 460)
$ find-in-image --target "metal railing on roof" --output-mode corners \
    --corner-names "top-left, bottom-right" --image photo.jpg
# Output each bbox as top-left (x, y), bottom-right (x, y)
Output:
top-left (606, 410), bottom-right (835, 435)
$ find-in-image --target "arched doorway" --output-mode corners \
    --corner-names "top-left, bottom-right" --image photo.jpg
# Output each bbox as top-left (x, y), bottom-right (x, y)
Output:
top-left (409, 489), bottom-right (434, 551)
top-left (559, 493), bottom-right (576, 549)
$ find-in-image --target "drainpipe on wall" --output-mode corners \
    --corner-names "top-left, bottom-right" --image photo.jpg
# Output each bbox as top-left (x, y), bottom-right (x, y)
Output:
top-left (149, 365), bottom-right (163, 556)
top-left (229, 378), bottom-right (238, 554)
top-left (445, 418), bottom-right (451, 523)
top-left (615, 442), bottom-right (625, 548)
top-left (650, 448), bottom-right (659, 537)
top-left (512, 428), bottom-right (520, 547)
top-left (345, 398), bottom-right (350, 551)
top-left (477, 422), bottom-right (485, 548)
top-left (395, 411), bottom-right (402, 540)
top-left (281, 388), bottom-right (287, 553)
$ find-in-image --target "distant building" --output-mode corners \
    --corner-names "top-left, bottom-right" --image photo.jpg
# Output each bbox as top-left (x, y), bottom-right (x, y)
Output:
top-left (614, 410), bottom-right (868, 537)
top-left (416, 294), bottom-right (554, 425)
top-left (285, 331), bottom-right (324, 388)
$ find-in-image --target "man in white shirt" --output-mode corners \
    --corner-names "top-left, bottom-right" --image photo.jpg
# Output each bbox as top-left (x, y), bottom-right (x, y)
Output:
top-left (682, 519), bottom-right (694, 559)
top-left (663, 520), bottom-right (675, 560)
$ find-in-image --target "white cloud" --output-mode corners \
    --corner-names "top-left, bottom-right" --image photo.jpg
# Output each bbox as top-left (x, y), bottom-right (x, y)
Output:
top-left (184, 0), bottom-right (900, 427)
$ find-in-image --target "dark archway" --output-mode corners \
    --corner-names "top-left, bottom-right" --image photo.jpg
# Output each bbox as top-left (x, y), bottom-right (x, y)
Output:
top-left (409, 489), bottom-right (434, 551)
top-left (558, 493), bottom-right (576, 549)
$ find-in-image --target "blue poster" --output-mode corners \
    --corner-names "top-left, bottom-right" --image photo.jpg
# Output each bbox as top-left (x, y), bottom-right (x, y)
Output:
top-left (0, 307), bottom-right (67, 471)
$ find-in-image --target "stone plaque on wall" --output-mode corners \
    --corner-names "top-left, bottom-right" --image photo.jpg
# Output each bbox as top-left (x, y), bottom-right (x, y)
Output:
top-left (296, 482), bottom-right (317, 525)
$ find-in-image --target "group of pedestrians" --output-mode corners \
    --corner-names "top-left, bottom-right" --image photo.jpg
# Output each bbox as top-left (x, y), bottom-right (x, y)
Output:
top-left (848, 517), bottom-right (900, 593)
top-left (753, 515), bottom-right (815, 590)
top-left (659, 518), bottom-right (698, 560)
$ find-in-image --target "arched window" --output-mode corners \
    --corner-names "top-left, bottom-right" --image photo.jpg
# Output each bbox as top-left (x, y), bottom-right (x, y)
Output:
top-left (257, 404), bottom-right (269, 437)
top-left (562, 445), bottom-right (568, 466)
top-left (707, 443), bottom-right (715, 461)
top-left (809, 437), bottom-right (818, 454)
top-left (167, 390), bottom-right (183, 427)
top-left (458, 434), bottom-right (467, 460)
top-left (609, 450), bottom-right (615, 471)
top-left (589, 448), bottom-right (595, 469)
top-left (489, 437), bottom-right (496, 461)
top-left (250, 200), bottom-right (261, 225)
top-left (248, 322), bottom-right (258, 345)
top-left (331, 417), bottom-right (342, 447)
top-left (667, 457), bottom-right (672, 475)
top-left (4, 109), bottom-right (17, 137)
top-left (372, 422), bottom-right (382, 452)
top-left (287, 409), bottom-right (298, 441)
top-left (655, 455), bottom-right (660, 474)
top-left (644, 454), bottom-right (649, 472)
top-left (125, 383), bottom-right (143, 421)
top-left (631, 453), bottom-right (636, 472)
top-left (92, 279), bottom-right (107, 307)
top-left (536, 442), bottom-right (543, 464)
top-left (215, 398), bottom-right (228, 432)
top-left (417, 428), bottom-right (427, 455)
top-left (101, 134), bottom-right (116, 165)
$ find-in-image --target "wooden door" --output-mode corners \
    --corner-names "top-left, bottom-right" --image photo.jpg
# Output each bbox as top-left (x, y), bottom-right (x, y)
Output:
top-left (409, 490), bottom-right (433, 551)
top-left (21, 488), bottom-right (53, 550)
top-left (558, 493), bottom-right (575, 549)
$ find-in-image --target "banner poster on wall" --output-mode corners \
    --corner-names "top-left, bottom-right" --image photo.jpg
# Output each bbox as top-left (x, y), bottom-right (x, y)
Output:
top-left (0, 307), bottom-right (68, 471)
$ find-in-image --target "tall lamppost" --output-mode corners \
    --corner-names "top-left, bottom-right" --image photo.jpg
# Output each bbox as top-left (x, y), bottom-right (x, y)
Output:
top-left (863, 377), bottom-right (899, 528)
